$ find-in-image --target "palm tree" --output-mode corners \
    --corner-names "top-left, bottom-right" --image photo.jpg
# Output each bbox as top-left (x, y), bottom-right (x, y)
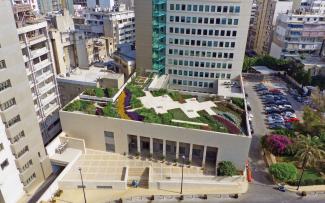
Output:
top-left (294, 135), bottom-right (325, 190)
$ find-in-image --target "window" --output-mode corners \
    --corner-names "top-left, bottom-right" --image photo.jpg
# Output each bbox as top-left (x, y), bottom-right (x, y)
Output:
top-left (223, 6), bottom-right (228, 13)
top-left (234, 19), bottom-right (239, 25)
top-left (217, 6), bottom-right (222, 12)
top-left (181, 4), bottom-right (186, 11)
top-left (170, 4), bottom-right (174, 10)
top-left (176, 4), bottom-right (180, 10)
top-left (4, 115), bottom-right (21, 128)
top-left (0, 80), bottom-right (11, 92)
top-left (205, 5), bottom-right (209, 12)
top-left (0, 60), bottom-right (6, 70)
top-left (187, 5), bottom-right (192, 11)
top-left (1, 159), bottom-right (9, 170)
top-left (211, 6), bottom-right (216, 12)
top-left (235, 6), bottom-right (241, 13)
top-left (104, 131), bottom-right (115, 152)
top-left (0, 98), bottom-right (16, 111)
top-left (193, 5), bottom-right (198, 11)
top-left (199, 5), bottom-right (203, 11)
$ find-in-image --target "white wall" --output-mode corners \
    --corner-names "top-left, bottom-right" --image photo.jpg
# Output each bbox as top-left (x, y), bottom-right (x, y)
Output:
top-left (0, 120), bottom-right (24, 203)
top-left (273, 1), bottom-right (293, 25)
top-left (59, 111), bottom-right (251, 169)
top-left (270, 42), bottom-right (282, 59)
top-left (87, 0), bottom-right (115, 9)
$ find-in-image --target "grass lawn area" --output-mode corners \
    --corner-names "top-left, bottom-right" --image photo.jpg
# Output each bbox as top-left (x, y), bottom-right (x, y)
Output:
top-left (299, 169), bottom-right (322, 181)
top-left (168, 108), bottom-right (199, 122)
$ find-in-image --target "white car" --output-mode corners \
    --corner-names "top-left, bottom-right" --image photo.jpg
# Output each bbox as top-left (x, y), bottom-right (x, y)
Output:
top-left (283, 112), bottom-right (296, 118)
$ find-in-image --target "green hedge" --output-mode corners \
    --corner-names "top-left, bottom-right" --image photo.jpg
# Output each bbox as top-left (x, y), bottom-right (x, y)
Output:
top-left (131, 96), bottom-right (143, 108)
top-left (103, 102), bottom-right (119, 118)
top-left (64, 100), bottom-right (96, 114)
top-left (231, 97), bottom-right (245, 110)
top-left (218, 161), bottom-right (238, 176)
top-left (151, 89), bottom-right (168, 97)
top-left (126, 84), bottom-right (145, 97)
top-left (269, 163), bottom-right (297, 182)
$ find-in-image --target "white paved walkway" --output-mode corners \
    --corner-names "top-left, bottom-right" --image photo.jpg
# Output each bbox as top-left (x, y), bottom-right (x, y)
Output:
top-left (139, 91), bottom-right (217, 118)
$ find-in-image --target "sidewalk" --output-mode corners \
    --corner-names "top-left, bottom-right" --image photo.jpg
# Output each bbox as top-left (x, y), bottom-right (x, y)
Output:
top-left (286, 184), bottom-right (325, 193)
top-left (55, 182), bottom-right (248, 203)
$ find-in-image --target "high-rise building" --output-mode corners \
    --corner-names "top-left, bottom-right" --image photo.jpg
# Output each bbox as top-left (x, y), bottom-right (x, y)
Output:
top-left (0, 0), bottom-right (52, 198)
top-left (13, 3), bottom-right (62, 144)
top-left (247, 0), bottom-right (293, 55)
top-left (136, 0), bottom-right (252, 93)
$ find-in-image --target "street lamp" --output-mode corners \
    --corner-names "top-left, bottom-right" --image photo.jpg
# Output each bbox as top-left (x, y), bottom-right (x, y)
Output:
top-left (180, 155), bottom-right (185, 194)
top-left (78, 167), bottom-right (87, 203)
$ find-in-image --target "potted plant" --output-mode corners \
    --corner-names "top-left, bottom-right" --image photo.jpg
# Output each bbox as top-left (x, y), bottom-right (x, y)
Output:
top-left (179, 195), bottom-right (184, 200)
top-left (149, 153), bottom-right (153, 160)
top-left (301, 191), bottom-right (307, 197)
top-left (201, 164), bottom-right (205, 170)
top-left (173, 158), bottom-right (178, 166)
top-left (135, 152), bottom-right (140, 159)
top-left (160, 155), bottom-right (166, 162)
top-left (187, 160), bottom-right (192, 167)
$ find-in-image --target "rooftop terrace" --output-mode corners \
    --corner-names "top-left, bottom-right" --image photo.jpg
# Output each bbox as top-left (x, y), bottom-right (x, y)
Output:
top-left (63, 76), bottom-right (248, 135)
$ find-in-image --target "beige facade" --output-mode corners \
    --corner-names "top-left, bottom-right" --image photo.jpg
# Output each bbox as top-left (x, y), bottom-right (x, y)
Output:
top-left (60, 111), bottom-right (251, 170)
top-left (0, 0), bottom-right (52, 194)
top-left (135, 0), bottom-right (153, 75)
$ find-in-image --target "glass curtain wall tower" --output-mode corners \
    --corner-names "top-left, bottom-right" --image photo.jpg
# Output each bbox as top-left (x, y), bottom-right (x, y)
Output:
top-left (152, 0), bottom-right (167, 74)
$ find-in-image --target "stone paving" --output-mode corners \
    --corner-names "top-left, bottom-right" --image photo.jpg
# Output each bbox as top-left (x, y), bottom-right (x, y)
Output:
top-left (139, 91), bottom-right (216, 118)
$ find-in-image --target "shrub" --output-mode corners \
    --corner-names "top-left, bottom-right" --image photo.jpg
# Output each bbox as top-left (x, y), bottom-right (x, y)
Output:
top-left (265, 134), bottom-right (292, 155)
top-left (130, 96), bottom-right (143, 108)
top-left (151, 89), bottom-right (168, 97)
top-left (231, 97), bottom-right (245, 110)
top-left (95, 88), bottom-right (104, 97)
top-left (126, 84), bottom-right (145, 97)
top-left (64, 100), bottom-right (96, 114)
top-left (213, 115), bottom-right (240, 134)
top-left (218, 161), bottom-right (237, 176)
top-left (103, 102), bottom-right (118, 118)
top-left (269, 163), bottom-right (297, 182)
top-left (272, 128), bottom-right (295, 137)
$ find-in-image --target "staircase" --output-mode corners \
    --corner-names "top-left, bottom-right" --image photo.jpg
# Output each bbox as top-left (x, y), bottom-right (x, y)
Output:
top-left (127, 167), bottom-right (149, 188)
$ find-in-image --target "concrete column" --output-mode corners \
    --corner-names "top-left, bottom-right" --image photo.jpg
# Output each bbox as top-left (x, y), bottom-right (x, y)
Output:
top-left (137, 136), bottom-right (141, 153)
top-left (176, 142), bottom-right (179, 159)
top-left (202, 145), bottom-right (207, 166)
top-left (189, 144), bottom-right (193, 161)
top-left (150, 137), bottom-right (153, 155)
top-left (163, 140), bottom-right (166, 157)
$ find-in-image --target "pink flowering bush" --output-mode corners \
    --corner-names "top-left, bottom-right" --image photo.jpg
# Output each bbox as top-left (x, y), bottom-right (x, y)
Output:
top-left (266, 134), bottom-right (292, 155)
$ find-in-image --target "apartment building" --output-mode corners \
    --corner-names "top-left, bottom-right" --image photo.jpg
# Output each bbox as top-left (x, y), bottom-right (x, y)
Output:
top-left (13, 0), bottom-right (39, 12)
top-left (270, 12), bottom-right (325, 59)
top-left (136, 0), bottom-right (251, 93)
top-left (87, 0), bottom-right (115, 9)
top-left (103, 7), bottom-right (135, 53)
top-left (0, 0), bottom-right (52, 196)
top-left (247, 0), bottom-right (293, 55)
top-left (300, 0), bottom-right (325, 14)
top-left (14, 3), bottom-right (62, 144)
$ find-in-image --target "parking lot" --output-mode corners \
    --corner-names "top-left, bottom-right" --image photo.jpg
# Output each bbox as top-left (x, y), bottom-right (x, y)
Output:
top-left (244, 75), bottom-right (308, 134)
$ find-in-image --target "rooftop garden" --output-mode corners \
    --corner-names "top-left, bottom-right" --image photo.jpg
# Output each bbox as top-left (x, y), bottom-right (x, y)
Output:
top-left (63, 77), bottom-right (247, 135)
top-left (83, 87), bottom-right (119, 98)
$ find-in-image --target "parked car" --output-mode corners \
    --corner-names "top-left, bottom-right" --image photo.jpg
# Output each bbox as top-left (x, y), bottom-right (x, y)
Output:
top-left (269, 123), bottom-right (286, 129)
top-left (285, 117), bottom-right (300, 123)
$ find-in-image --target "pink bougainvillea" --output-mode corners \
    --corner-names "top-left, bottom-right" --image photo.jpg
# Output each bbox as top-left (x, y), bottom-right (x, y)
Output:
top-left (266, 134), bottom-right (292, 155)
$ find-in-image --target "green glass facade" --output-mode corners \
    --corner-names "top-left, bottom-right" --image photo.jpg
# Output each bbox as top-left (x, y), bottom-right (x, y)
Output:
top-left (152, 0), bottom-right (167, 74)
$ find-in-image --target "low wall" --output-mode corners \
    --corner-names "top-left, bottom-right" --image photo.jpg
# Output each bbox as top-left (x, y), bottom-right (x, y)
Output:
top-left (60, 111), bottom-right (251, 170)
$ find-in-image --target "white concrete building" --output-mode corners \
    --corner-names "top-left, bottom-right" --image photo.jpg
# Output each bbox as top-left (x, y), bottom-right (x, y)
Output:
top-left (0, 120), bottom-right (24, 203)
top-left (0, 0), bottom-right (52, 197)
top-left (87, 0), bottom-right (115, 10)
top-left (300, 0), bottom-right (325, 14)
top-left (13, 0), bottom-right (39, 12)
top-left (103, 8), bottom-right (135, 51)
top-left (14, 3), bottom-right (62, 144)
top-left (270, 12), bottom-right (325, 59)
top-left (136, 0), bottom-right (252, 94)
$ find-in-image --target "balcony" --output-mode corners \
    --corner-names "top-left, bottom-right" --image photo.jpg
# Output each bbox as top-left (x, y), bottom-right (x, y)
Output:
top-left (153, 0), bottom-right (167, 4)
top-left (44, 102), bottom-right (60, 116)
top-left (39, 82), bottom-right (55, 95)
top-left (35, 71), bottom-right (53, 84)
top-left (33, 59), bottom-right (51, 72)
top-left (13, 4), bottom-right (32, 14)
top-left (41, 93), bottom-right (57, 107)
top-left (30, 47), bottom-right (48, 59)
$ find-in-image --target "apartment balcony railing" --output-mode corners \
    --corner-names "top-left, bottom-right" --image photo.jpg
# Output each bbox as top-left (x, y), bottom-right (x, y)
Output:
top-left (33, 59), bottom-right (51, 72)
top-left (30, 47), bottom-right (48, 58)
top-left (12, 4), bottom-right (32, 14)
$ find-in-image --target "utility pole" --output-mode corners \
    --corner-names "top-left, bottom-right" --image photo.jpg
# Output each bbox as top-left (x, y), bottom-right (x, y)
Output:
top-left (180, 155), bottom-right (185, 194)
top-left (79, 167), bottom-right (87, 203)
